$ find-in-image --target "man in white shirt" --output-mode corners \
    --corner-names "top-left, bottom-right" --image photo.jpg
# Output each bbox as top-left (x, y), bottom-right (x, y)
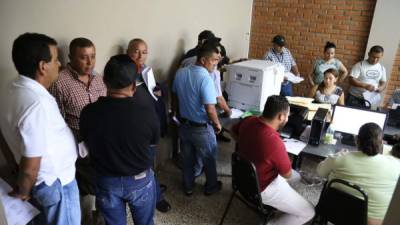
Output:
top-left (347, 45), bottom-right (386, 108)
top-left (0, 33), bottom-right (80, 225)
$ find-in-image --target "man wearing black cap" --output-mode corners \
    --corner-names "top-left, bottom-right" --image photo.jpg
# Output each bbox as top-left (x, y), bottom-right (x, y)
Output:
top-left (181, 30), bottom-right (222, 61)
top-left (79, 54), bottom-right (159, 225)
top-left (264, 35), bottom-right (300, 96)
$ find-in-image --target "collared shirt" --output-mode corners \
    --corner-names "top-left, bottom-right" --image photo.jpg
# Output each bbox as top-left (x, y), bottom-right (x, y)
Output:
top-left (232, 116), bottom-right (291, 191)
top-left (0, 76), bottom-right (77, 186)
top-left (49, 64), bottom-right (106, 139)
top-left (264, 47), bottom-right (296, 73)
top-left (180, 56), bottom-right (223, 97)
top-left (172, 65), bottom-right (217, 123)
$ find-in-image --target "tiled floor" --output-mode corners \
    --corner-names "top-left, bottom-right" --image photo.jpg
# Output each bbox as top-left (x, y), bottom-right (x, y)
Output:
top-left (125, 136), bottom-right (325, 225)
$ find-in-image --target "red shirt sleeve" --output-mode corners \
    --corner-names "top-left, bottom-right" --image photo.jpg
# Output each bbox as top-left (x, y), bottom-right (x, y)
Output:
top-left (269, 135), bottom-right (292, 175)
top-left (231, 121), bottom-right (241, 137)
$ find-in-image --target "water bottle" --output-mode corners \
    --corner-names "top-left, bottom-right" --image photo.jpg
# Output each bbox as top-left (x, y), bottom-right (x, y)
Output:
top-left (324, 125), bottom-right (335, 144)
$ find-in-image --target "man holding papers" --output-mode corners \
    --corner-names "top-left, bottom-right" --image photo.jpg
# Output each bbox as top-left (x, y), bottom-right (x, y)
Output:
top-left (232, 95), bottom-right (314, 225)
top-left (347, 45), bottom-right (386, 108)
top-left (0, 33), bottom-right (80, 225)
top-left (264, 35), bottom-right (301, 96)
top-left (127, 38), bottom-right (171, 213)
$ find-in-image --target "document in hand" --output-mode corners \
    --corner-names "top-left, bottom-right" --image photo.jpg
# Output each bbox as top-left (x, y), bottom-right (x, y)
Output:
top-left (230, 108), bottom-right (244, 119)
top-left (0, 178), bottom-right (39, 225)
top-left (141, 67), bottom-right (158, 101)
top-left (284, 72), bottom-right (304, 84)
top-left (362, 91), bottom-right (381, 107)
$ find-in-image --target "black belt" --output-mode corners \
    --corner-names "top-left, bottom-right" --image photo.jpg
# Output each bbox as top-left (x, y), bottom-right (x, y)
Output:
top-left (180, 118), bottom-right (208, 127)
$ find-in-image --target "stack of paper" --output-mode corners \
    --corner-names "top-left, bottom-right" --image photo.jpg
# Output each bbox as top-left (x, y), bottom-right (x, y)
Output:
top-left (283, 138), bottom-right (307, 155)
top-left (0, 178), bottom-right (39, 225)
top-left (141, 67), bottom-right (158, 101)
top-left (285, 72), bottom-right (304, 84)
top-left (230, 108), bottom-right (244, 119)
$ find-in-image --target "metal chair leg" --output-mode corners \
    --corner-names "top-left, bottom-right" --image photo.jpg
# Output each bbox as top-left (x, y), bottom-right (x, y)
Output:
top-left (218, 191), bottom-right (236, 225)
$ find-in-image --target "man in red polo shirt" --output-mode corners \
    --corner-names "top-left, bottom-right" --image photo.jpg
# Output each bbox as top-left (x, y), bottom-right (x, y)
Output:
top-left (232, 95), bottom-right (314, 225)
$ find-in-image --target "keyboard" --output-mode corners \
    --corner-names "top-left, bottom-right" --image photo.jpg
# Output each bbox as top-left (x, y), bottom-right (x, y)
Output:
top-left (341, 134), bottom-right (356, 146)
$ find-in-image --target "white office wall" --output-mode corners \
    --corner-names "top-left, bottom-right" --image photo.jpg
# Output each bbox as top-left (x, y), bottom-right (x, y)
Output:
top-left (0, 0), bottom-right (253, 87)
top-left (365, 0), bottom-right (400, 76)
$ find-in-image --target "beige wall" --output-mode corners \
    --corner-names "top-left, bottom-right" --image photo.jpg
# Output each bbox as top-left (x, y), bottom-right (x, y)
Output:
top-left (0, 0), bottom-right (253, 87)
top-left (0, 0), bottom-right (253, 170)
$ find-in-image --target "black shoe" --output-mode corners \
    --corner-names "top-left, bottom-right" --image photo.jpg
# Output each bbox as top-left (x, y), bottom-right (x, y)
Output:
top-left (204, 181), bottom-right (223, 196)
top-left (184, 189), bottom-right (193, 196)
top-left (156, 199), bottom-right (171, 213)
top-left (217, 134), bottom-right (231, 142)
top-left (159, 184), bottom-right (167, 194)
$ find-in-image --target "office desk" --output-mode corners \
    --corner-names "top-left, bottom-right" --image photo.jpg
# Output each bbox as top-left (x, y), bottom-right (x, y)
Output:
top-left (294, 125), bottom-right (400, 169)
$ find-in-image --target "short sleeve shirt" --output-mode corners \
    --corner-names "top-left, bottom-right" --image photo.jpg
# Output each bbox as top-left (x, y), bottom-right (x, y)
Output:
top-left (172, 65), bottom-right (217, 123)
top-left (181, 56), bottom-right (222, 97)
top-left (312, 58), bottom-right (343, 85)
top-left (264, 47), bottom-right (296, 73)
top-left (0, 76), bottom-right (77, 186)
top-left (349, 60), bottom-right (386, 97)
top-left (49, 64), bottom-right (106, 139)
top-left (232, 116), bottom-right (292, 191)
top-left (315, 86), bottom-right (343, 105)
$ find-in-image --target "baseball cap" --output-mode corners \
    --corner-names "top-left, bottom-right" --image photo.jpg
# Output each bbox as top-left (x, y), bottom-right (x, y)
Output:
top-left (103, 54), bottom-right (138, 89)
top-left (272, 35), bottom-right (285, 47)
top-left (198, 30), bottom-right (221, 42)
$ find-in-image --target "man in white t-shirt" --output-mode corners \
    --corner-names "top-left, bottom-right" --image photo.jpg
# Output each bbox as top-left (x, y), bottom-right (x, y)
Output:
top-left (347, 45), bottom-right (386, 108)
top-left (0, 33), bottom-right (80, 225)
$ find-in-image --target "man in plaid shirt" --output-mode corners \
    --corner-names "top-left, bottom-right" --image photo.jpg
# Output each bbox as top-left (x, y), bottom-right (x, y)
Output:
top-left (264, 35), bottom-right (300, 96)
top-left (49, 37), bottom-right (106, 225)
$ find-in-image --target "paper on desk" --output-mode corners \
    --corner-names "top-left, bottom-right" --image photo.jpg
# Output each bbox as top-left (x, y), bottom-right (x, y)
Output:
top-left (141, 67), bottom-right (158, 101)
top-left (308, 103), bottom-right (331, 111)
top-left (0, 178), bottom-right (39, 225)
top-left (362, 91), bottom-right (381, 107)
top-left (283, 138), bottom-right (307, 156)
top-left (230, 108), bottom-right (244, 119)
top-left (284, 72), bottom-right (304, 84)
top-left (286, 96), bottom-right (314, 107)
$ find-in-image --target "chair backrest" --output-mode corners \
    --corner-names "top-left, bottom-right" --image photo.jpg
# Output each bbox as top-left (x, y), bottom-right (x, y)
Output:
top-left (316, 178), bottom-right (368, 225)
top-left (231, 152), bottom-right (265, 212)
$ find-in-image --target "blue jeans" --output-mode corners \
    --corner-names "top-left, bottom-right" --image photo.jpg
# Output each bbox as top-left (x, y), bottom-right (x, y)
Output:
top-left (280, 81), bottom-right (293, 96)
top-left (32, 179), bottom-right (81, 225)
top-left (95, 170), bottom-right (156, 225)
top-left (179, 123), bottom-right (219, 193)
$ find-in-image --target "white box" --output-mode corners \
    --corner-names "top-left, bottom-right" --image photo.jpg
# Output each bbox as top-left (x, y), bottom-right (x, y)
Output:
top-left (226, 59), bottom-right (284, 111)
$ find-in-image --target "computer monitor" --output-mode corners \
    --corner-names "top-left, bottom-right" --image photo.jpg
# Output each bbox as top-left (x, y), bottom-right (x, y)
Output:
top-left (331, 105), bottom-right (387, 135)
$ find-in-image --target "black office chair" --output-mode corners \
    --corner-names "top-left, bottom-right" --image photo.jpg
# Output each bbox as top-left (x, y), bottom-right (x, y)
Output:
top-left (218, 152), bottom-right (275, 225)
top-left (346, 95), bottom-right (371, 110)
top-left (312, 178), bottom-right (368, 225)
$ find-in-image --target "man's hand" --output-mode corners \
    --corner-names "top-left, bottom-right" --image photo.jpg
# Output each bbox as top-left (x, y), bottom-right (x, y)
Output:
top-left (222, 109), bottom-right (232, 118)
top-left (9, 188), bottom-right (30, 201)
top-left (364, 84), bottom-right (375, 92)
top-left (213, 123), bottom-right (222, 134)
